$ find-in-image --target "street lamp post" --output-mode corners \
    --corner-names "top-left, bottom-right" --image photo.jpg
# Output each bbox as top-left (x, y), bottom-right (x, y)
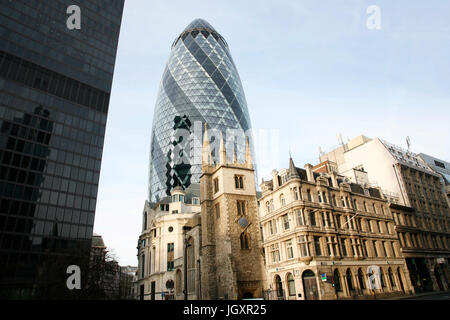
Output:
top-left (183, 226), bottom-right (192, 300)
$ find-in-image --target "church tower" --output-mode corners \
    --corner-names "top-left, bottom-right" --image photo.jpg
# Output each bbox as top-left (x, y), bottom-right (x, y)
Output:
top-left (200, 125), bottom-right (265, 299)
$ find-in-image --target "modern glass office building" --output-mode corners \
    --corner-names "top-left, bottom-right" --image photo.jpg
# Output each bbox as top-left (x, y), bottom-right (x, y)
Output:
top-left (149, 19), bottom-right (254, 202)
top-left (0, 1), bottom-right (124, 298)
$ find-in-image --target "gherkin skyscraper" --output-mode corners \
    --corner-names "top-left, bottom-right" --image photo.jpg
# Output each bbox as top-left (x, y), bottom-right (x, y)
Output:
top-left (149, 19), bottom-right (255, 201)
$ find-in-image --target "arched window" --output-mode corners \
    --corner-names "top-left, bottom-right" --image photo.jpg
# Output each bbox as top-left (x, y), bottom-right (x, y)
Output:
top-left (186, 239), bottom-right (195, 293)
top-left (358, 268), bottom-right (366, 289)
top-left (346, 268), bottom-right (354, 292)
top-left (240, 232), bottom-right (249, 249)
top-left (176, 269), bottom-right (182, 295)
top-left (388, 267), bottom-right (396, 289)
top-left (380, 268), bottom-right (386, 288)
top-left (287, 273), bottom-right (296, 296)
top-left (363, 201), bottom-right (368, 212)
top-left (333, 269), bottom-right (342, 291)
top-left (266, 201), bottom-right (271, 213)
top-left (275, 275), bottom-right (283, 298)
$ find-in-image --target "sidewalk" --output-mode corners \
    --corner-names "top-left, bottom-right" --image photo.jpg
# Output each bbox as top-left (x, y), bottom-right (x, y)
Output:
top-left (387, 290), bottom-right (450, 300)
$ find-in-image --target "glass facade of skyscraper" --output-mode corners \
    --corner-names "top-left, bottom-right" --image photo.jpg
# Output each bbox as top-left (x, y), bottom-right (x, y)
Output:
top-left (149, 19), bottom-right (255, 202)
top-left (0, 0), bottom-right (124, 298)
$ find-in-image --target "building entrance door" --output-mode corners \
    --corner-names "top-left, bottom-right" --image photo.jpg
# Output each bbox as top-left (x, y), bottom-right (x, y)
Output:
top-left (302, 270), bottom-right (319, 300)
top-left (151, 281), bottom-right (155, 300)
top-left (434, 267), bottom-right (444, 291)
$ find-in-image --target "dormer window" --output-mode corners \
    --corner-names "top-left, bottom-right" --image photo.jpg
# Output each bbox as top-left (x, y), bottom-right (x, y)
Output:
top-left (172, 194), bottom-right (179, 202)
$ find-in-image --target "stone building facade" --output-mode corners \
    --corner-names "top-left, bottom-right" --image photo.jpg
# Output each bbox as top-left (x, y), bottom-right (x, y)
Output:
top-left (135, 187), bottom-right (202, 300)
top-left (199, 127), bottom-right (266, 299)
top-left (258, 156), bottom-right (414, 300)
top-left (135, 126), bottom-right (265, 300)
top-left (320, 136), bottom-right (450, 293)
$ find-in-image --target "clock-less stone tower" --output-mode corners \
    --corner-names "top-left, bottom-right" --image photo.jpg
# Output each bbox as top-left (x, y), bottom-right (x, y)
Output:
top-left (200, 125), bottom-right (265, 299)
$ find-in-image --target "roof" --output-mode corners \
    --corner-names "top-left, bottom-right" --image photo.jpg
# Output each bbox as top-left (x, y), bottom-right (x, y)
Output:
top-left (182, 18), bottom-right (217, 33)
top-left (91, 234), bottom-right (106, 247)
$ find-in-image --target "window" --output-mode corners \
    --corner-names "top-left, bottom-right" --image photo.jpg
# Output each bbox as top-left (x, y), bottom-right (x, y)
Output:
top-left (340, 238), bottom-right (347, 256)
top-left (309, 211), bottom-right (317, 226)
top-left (296, 209), bottom-right (304, 226)
top-left (193, 198), bottom-right (199, 205)
top-left (270, 244), bottom-right (280, 262)
top-left (282, 214), bottom-right (290, 230)
top-left (335, 214), bottom-right (341, 229)
top-left (269, 220), bottom-right (277, 235)
top-left (358, 268), bottom-right (366, 289)
top-left (143, 212), bottom-right (147, 230)
top-left (373, 203), bottom-right (377, 214)
top-left (373, 241), bottom-right (379, 257)
top-left (346, 269), bottom-right (354, 292)
top-left (380, 269), bottom-right (386, 288)
top-left (322, 212), bottom-right (331, 227)
top-left (362, 240), bottom-right (368, 257)
top-left (333, 269), bottom-right (342, 291)
top-left (322, 192), bottom-right (327, 203)
top-left (141, 254), bottom-right (145, 278)
top-left (266, 201), bottom-right (271, 213)
top-left (341, 197), bottom-right (346, 207)
top-left (214, 178), bottom-right (219, 193)
top-left (287, 273), bottom-right (296, 296)
top-left (327, 236), bottom-right (338, 256)
top-left (314, 236), bottom-right (322, 256)
top-left (332, 195), bottom-right (337, 206)
top-left (280, 194), bottom-right (286, 206)
top-left (318, 192), bottom-right (322, 203)
top-left (142, 239), bottom-right (146, 248)
top-left (363, 201), bottom-right (368, 212)
top-left (298, 235), bottom-right (309, 257)
top-left (172, 194), bottom-right (179, 202)
top-left (293, 187), bottom-right (299, 200)
top-left (240, 232), bottom-right (249, 249)
top-left (167, 244), bottom-right (175, 271)
top-left (286, 240), bottom-right (294, 259)
top-left (160, 204), bottom-right (169, 211)
top-left (307, 189), bottom-right (311, 201)
top-left (388, 268), bottom-right (396, 288)
top-left (179, 195), bottom-right (185, 203)
top-left (235, 175), bottom-right (244, 189)
top-left (215, 203), bottom-right (220, 218)
top-left (237, 200), bottom-right (246, 216)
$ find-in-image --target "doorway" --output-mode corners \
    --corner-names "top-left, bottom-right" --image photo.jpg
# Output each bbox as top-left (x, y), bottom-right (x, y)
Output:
top-left (302, 270), bottom-right (319, 300)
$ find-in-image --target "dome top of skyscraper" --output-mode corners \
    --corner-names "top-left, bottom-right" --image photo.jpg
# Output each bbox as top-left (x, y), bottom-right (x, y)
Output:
top-left (172, 18), bottom-right (228, 48)
top-left (183, 18), bottom-right (217, 33)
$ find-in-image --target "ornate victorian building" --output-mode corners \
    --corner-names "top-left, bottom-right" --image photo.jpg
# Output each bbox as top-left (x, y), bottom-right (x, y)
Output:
top-left (258, 156), bottom-right (414, 300)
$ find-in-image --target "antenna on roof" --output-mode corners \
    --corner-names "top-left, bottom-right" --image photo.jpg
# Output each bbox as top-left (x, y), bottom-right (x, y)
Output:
top-left (337, 133), bottom-right (347, 151)
top-left (318, 146), bottom-right (324, 159)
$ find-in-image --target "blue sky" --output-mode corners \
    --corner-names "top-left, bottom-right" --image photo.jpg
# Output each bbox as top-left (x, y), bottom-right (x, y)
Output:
top-left (94, 0), bottom-right (450, 265)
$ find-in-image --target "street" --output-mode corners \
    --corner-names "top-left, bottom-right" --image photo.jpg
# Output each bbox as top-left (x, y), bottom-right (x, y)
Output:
top-left (398, 291), bottom-right (450, 300)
